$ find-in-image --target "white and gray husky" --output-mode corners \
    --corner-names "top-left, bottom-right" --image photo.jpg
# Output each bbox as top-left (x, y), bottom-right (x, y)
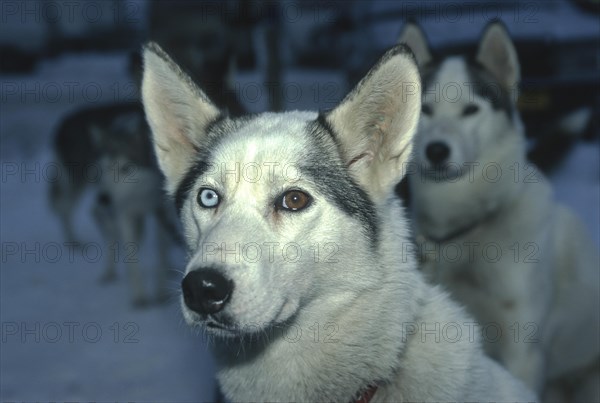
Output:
top-left (141, 42), bottom-right (535, 401)
top-left (400, 21), bottom-right (599, 401)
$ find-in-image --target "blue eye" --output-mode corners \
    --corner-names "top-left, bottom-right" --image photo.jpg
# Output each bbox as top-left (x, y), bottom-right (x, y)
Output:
top-left (197, 188), bottom-right (220, 208)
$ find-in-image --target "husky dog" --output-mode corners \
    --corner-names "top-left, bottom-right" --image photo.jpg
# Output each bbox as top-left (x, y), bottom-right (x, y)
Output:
top-left (50, 104), bottom-right (180, 305)
top-left (50, 102), bottom-right (143, 245)
top-left (399, 21), bottom-right (599, 401)
top-left (90, 113), bottom-right (181, 305)
top-left (141, 42), bottom-right (535, 402)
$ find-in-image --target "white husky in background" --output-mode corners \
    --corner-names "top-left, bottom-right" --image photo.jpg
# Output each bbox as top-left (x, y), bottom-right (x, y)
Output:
top-left (140, 41), bottom-right (535, 402)
top-left (400, 21), bottom-right (599, 401)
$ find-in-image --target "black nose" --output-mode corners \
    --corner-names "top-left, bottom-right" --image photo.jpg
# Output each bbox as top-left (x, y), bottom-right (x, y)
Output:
top-left (425, 141), bottom-right (450, 165)
top-left (182, 269), bottom-right (233, 315)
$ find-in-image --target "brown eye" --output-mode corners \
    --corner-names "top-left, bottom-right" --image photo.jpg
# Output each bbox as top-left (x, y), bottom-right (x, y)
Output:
top-left (278, 190), bottom-right (311, 212)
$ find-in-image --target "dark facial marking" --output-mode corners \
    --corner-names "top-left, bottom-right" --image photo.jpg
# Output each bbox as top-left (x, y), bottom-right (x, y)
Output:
top-left (174, 114), bottom-right (257, 213)
top-left (462, 103), bottom-right (480, 117)
top-left (175, 156), bottom-right (213, 213)
top-left (420, 56), bottom-right (514, 118)
top-left (465, 58), bottom-right (514, 118)
top-left (304, 116), bottom-right (380, 247)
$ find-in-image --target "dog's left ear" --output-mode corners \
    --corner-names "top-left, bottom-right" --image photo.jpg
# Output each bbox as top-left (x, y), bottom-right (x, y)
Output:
top-left (476, 21), bottom-right (520, 91)
top-left (325, 45), bottom-right (421, 201)
top-left (141, 42), bottom-right (221, 195)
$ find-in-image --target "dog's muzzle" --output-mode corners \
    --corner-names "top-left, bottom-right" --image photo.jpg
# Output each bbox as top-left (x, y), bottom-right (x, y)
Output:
top-left (182, 269), bottom-right (234, 315)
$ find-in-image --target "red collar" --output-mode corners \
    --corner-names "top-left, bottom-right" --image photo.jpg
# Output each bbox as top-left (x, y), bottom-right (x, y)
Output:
top-left (354, 384), bottom-right (378, 403)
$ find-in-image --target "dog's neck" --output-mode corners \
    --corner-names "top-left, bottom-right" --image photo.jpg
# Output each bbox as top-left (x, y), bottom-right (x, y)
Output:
top-left (416, 165), bottom-right (551, 248)
top-left (416, 215), bottom-right (483, 244)
top-left (214, 274), bottom-right (422, 402)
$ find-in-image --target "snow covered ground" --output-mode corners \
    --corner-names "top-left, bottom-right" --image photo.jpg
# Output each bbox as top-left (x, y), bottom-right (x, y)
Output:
top-left (1, 53), bottom-right (218, 401)
top-left (1, 5), bottom-right (599, 400)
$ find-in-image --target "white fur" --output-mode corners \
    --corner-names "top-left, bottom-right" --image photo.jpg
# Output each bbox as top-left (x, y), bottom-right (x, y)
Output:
top-left (402, 22), bottom-right (600, 400)
top-left (142, 42), bottom-right (535, 402)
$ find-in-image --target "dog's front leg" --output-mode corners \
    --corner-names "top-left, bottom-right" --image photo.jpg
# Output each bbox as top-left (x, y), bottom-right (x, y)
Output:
top-left (117, 213), bottom-right (147, 306)
top-left (495, 308), bottom-right (547, 394)
top-left (93, 193), bottom-right (119, 283)
top-left (153, 214), bottom-right (171, 304)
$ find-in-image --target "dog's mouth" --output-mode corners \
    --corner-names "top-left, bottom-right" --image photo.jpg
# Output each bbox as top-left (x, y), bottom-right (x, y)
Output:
top-left (202, 317), bottom-right (274, 339)
top-left (205, 320), bottom-right (230, 331)
top-left (184, 308), bottom-right (268, 337)
top-left (185, 298), bottom-right (301, 339)
top-left (204, 319), bottom-right (243, 337)
top-left (187, 314), bottom-right (247, 338)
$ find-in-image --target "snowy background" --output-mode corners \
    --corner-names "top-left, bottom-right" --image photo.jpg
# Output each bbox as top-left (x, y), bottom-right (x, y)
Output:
top-left (1, 0), bottom-right (598, 401)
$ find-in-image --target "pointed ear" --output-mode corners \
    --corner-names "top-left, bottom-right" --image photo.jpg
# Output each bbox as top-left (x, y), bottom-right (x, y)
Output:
top-left (325, 45), bottom-right (421, 201)
top-left (397, 22), bottom-right (432, 67)
top-left (476, 21), bottom-right (520, 91)
top-left (141, 42), bottom-right (221, 195)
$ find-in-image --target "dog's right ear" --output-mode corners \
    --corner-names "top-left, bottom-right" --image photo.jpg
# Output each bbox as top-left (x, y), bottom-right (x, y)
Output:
top-left (476, 21), bottom-right (520, 91)
top-left (141, 42), bottom-right (221, 195)
top-left (325, 45), bottom-right (421, 201)
top-left (397, 22), bottom-right (432, 67)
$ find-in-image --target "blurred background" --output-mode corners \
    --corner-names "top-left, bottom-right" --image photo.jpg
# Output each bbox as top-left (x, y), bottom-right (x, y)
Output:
top-left (1, 0), bottom-right (598, 401)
